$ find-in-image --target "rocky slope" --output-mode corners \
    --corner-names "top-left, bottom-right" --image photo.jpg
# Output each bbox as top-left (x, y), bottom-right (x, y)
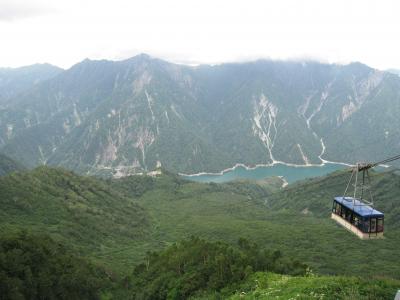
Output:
top-left (0, 55), bottom-right (399, 175)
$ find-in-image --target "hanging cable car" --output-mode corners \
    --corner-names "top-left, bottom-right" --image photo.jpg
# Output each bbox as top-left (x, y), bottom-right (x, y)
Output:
top-left (331, 196), bottom-right (384, 239)
top-left (331, 154), bottom-right (400, 239)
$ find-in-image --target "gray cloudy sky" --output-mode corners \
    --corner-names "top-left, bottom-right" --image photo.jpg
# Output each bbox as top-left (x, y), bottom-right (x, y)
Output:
top-left (1, 0), bottom-right (399, 69)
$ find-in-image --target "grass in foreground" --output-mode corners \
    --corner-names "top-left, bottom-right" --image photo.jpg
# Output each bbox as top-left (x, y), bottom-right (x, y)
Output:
top-left (227, 272), bottom-right (400, 300)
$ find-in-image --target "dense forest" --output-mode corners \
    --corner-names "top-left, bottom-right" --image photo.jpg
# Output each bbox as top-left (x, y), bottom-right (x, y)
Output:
top-left (1, 232), bottom-right (398, 299)
top-left (0, 231), bottom-right (108, 300)
top-left (1, 167), bottom-right (400, 298)
top-left (128, 237), bottom-right (307, 299)
top-left (0, 167), bottom-right (149, 257)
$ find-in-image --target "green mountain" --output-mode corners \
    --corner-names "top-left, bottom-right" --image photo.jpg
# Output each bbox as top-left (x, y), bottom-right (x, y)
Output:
top-left (6, 231), bottom-right (397, 299)
top-left (113, 169), bottom-right (400, 279)
top-left (1, 166), bottom-right (400, 280)
top-left (127, 236), bottom-right (399, 299)
top-left (1, 56), bottom-right (399, 174)
top-left (0, 231), bottom-right (108, 300)
top-left (129, 237), bottom-right (308, 299)
top-left (0, 153), bottom-right (24, 175)
top-left (0, 167), bottom-right (149, 263)
top-left (1, 166), bottom-right (400, 298)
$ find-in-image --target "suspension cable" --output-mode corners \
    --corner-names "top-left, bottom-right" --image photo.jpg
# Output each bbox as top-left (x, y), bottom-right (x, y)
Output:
top-left (356, 154), bottom-right (400, 171)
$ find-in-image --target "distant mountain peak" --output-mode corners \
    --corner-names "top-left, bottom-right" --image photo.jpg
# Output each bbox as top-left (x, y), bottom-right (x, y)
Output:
top-left (0, 64), bottom-right (63, 106)
top-left (0, 63), bottom-right (63, 73)
top-left (135, 53), bottom-right (151, 59)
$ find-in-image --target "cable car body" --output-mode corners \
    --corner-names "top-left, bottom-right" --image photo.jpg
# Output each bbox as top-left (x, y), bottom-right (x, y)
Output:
top-left (332, 162), bottom-right (385, 239)
top-left (331, 196), bottom-right (384, 239)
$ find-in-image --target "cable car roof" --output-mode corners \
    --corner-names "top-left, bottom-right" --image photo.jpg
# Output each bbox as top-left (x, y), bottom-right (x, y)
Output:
top-left (334, 197), bottom-right (384, 217)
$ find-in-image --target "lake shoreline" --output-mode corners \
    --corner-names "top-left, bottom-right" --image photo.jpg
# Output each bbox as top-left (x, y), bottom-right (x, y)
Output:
top-left (179, 160), bottom-right (352, 178)
top-left (180, 161), bottom-right (350, 184)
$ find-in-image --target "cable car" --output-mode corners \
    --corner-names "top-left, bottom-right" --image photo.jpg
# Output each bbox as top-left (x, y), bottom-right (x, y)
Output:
top-left (331, 196), bottom-right (384, 239)
top-left (330, 154), bottom-right (400, 238)
top-left (332, 162), bottom-right (385, 239)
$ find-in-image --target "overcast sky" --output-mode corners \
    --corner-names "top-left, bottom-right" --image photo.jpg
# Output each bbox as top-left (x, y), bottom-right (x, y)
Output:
top-left (1, 0), bottom-right (399, 70)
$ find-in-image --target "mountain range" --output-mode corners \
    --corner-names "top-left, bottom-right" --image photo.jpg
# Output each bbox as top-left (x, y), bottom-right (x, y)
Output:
top-left (1, 55), bottom-right (399, 176)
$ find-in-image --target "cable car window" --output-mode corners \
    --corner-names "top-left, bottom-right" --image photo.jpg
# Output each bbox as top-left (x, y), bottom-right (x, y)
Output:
top-left (353, 216), bottom-right (359, 227)
top-left (370, 218), bottom-right (377, 233)
top-left (363, 219), bottom-right (370, 233)
top-left (377, 218), bottom-right (384, 232)
top-left (341, 206), bottom-right (346, 218)
top-left (345, 209), bottom-right (352, 222)
top-left (335, 203), bottom-right (341, 215)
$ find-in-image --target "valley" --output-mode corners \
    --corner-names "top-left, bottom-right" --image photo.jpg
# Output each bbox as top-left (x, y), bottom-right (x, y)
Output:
top-left (1, 167), bottom-right (400, 278)
top-left (1, 166), bottom-right (400, 298)
top-left (1, 55), bottom-right (400, 299)
top-left (3, 1), bottom-right (400, 298)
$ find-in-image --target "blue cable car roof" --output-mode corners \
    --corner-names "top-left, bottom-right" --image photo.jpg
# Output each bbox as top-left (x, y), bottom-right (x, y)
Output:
top-left (334, 196), bottom-right (384, 217)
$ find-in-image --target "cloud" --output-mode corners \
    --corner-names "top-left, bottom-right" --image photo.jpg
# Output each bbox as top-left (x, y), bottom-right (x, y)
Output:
top-left (0, 0), bottom-right (400, 69)
top-left (0, 0), bottom-right (55, 21)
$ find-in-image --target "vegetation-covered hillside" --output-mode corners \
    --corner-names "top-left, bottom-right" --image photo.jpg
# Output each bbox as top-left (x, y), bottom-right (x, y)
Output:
top-left (128, 237), bottom-right (307, 299)
top-left (0, 231), bottom-right (108, 300)
top-left (228, 272), bottom-right (400, 300)
top-left (2, 167), bottom-right (400, 278)
top-left (0, 167), bottom-right (148, 262)
top-left (110, 169), bottom-right (400, 279)
top-left (127, 238), bottom-right (400, 299)
top-left (5, 231), bottom-right (396, 299)
top-left (1, 166), bottom-right (400, 298)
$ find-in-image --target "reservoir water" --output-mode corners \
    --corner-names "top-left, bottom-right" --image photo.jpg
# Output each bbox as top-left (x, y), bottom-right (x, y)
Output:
top-left (181, 163), bottom-right (346, 184)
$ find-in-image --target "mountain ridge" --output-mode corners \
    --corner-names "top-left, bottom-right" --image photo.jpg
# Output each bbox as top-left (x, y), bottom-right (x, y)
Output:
top-left (0, 63), bottom-right (63, 107)
top-left (1, 55), bottom-right (399, 175)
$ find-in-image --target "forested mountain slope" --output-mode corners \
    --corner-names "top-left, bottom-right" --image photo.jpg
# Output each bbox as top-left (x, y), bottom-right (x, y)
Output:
top-left (0, 231), bottom-right (108, 299)
top-left (0, 167), bottom-right (148, 260)
top-left (1, 56), bottom-right (400, 174)
top-left (1, 167), bottom-right (399, 279)
top-left (0, 167), bottom-right (400, 295)
top-left (5, 231), bottom-right (397, 299)
top-left (112, 169), bottom-right (400, 279)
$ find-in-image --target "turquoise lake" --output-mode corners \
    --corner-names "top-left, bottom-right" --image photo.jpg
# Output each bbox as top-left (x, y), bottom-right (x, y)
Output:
top-left (181, 163), bottom-right (347, 184)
